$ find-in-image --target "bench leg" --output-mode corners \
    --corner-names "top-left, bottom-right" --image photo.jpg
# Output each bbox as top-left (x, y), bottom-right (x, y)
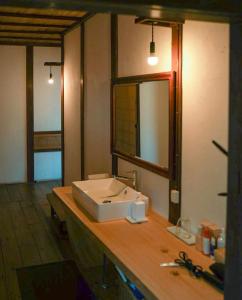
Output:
top-left (51, 206), bottom-right (56, 218)
top-left (59, 221), bottom-right (66, 234)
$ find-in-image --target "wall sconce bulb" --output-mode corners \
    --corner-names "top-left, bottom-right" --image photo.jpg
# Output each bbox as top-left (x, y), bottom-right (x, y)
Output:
top-left (147, 54), bottom-right (159, 66)
top-left (147, 24), bottom-right (159, 66)
top-left (48, 70), bottom-right (54, 84)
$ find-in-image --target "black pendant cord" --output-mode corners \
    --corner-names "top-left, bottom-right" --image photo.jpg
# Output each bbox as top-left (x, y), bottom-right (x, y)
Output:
top-left (150, 23), bottom-right (155, 53)
top-left (151, 22), bottom-right (154, 43)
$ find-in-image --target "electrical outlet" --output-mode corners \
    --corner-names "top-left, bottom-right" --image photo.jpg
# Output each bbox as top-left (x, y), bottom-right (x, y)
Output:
top-left (171, 190), bottom-right (180, 204)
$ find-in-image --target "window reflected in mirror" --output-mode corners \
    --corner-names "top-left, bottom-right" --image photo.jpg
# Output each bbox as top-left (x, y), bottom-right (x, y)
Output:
top-left (113, 79), bottom-right (169, 170)
top-left (114, 84), bottom-right (137, 156)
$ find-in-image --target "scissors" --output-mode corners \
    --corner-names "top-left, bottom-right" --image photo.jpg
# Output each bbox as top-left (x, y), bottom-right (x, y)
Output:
top-left (174, 251), bottom-right (203, 278)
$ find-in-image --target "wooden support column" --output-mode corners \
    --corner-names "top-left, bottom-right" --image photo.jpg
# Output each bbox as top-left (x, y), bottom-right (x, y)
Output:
top-left (225, 22), bottom-right (242, 300)
top-left (26, 45), bottom-right (34, 183)
top-left (111, 14), bottom-right (118, 176)
top-left (61, 36), bottom-right (65, 186)
top-left (169, 24), bottom-right (183, 224)
top-left (80, 23), bottom-right (85, 180)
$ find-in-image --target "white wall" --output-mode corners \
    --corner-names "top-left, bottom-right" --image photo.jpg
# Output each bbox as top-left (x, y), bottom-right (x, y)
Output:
top-left (84, 14), bottom-right (112, 178)
top-left (118, 15), bottom-right (172, 77)
top-left (0, 46), bottom-right (27, 183)
top-left (64, 27), bottom-right (81, 185)
top-left (34, 47), bottom-right (61, 132)
top-left (182, 21), bottom-right (229, 229)
top-left (33, 47), bottom-right (62, 181)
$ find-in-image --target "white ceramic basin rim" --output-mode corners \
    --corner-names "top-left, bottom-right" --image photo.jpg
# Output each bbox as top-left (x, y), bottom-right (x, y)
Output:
top-left (72, 178), bottom-right (149, 222)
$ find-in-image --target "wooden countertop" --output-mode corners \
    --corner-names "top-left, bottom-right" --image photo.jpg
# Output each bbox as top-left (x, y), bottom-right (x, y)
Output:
top-left (53, 186), bottom-right (223, 300)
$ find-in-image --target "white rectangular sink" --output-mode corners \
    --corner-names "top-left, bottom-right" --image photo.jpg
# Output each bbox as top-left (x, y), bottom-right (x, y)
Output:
top-left (72, 178), bottom-right (149, 222)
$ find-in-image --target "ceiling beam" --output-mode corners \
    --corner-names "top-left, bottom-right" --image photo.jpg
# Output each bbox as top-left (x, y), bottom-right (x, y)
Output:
top-left (0, 1), bottom-right (240, 22)
top-left (0, 40), bottom-right (61, 47)
top-left (0, 11), bottom-right (82, 21)
top-left (0, 21), bottom-right (69, 28)
top-left (0, 36), bottom-right (61, 41)
top-left (0, 29), bottom-right (62, 34)
top-left (63, 12), bottom-right (95, 35)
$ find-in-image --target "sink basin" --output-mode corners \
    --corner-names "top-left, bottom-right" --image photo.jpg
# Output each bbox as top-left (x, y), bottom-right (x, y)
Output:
top-left (72, 178), bottom-right (149, 222)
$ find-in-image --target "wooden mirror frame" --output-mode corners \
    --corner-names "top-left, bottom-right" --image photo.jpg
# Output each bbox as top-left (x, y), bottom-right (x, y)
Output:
top-left (111, 15), bottom-right (182, 224)
top-left (111, 71), bottom-right (175, 178)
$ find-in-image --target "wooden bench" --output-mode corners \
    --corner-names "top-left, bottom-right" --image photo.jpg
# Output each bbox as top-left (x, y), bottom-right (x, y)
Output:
top-left (47, 193), bottom-right (67, 234)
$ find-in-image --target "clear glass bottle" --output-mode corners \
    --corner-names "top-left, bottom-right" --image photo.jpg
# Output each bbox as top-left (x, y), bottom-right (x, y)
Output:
top-left (195, 225), bottom-right (203, 252)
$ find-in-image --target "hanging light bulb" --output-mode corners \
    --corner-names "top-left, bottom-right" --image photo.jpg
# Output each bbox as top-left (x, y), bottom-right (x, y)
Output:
top-left (147, 23), bottom-right (158, 66)
top-left (48, 66), bottom-right (54, 84)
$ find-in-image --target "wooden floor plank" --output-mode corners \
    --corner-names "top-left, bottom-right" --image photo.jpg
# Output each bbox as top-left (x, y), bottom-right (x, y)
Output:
top-left (20, 201), bottom-right (40, 226)
top-left (30, 223), bottom-right (63, 264)
top-left (0, 241), bottom-right (8, 300)
top-left (35, 182), bottom-right (53, 201)
top-left (0, 181), bottom-right (73, 300)
top-left (18, 183), bottom-right (37, 203)
top-left (0, 184), bottom-right (10, 203)
top-left (39, 200), bottom-right (51, 218)
top-left (17, 184), bottom-right (63, 264)
top-left (19, 183), bottom-right (46, 203)
top-left (8, 202), bottom-right (42, 267)
top-left (6, 184), bottom-right (22, 202)
top-left (1, 238), bottom-right (22, 299)
top-left (0, 203), bottom-right (15, 240)
top-left (0, 279), bottom-right (8, 300)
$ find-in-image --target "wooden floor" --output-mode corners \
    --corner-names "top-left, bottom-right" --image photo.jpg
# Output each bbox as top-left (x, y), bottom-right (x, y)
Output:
top-left (0, 181), bottom-right (121, 300)
top-left (0, 181), bottom-right (71, 300)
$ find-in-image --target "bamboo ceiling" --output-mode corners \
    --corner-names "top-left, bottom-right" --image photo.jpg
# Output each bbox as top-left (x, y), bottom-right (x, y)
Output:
top-left (0, 6), bottom-right (87, 46)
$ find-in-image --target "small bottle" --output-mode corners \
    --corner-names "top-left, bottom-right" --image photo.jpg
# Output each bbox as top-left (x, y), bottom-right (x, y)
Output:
top-left (217, 228), bottom-right (225, 249)
top-left (202, 227), bottom-right (211, 255)
top-left (210, 236), bottom-right (216, 259)
top-left (195, 225), bottom-right (203, 252)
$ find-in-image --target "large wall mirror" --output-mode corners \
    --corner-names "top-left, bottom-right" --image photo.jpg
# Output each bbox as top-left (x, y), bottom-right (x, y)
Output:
top-left (112, 72), bottom-right (175, 177)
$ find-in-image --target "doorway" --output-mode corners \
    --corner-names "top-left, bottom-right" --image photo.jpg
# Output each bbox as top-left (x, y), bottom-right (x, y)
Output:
top-left (27, 46), bottom-right (63, 183)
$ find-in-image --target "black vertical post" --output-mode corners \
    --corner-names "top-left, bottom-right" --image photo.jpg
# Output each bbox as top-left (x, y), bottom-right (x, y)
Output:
top-left (169, 24), bottom-right (183, 224)
top-left (26, 45), bottom-right (34, 183)
top-left (111, 14), bottom-right (118, 176)
top-left (224, 22), bottom-right (242, 300)
top-left (80, 23), bottom-right (85, 180)
top-left (61, 36), bottom-right (65, 186)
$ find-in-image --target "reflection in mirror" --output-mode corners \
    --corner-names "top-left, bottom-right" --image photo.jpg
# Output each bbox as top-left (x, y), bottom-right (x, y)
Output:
top-left (114, 84), bottom-right (137, 156)
top-left (139, 80), bottom-right (169, 168)
top-left (113, 79), bottom-right (169, 170)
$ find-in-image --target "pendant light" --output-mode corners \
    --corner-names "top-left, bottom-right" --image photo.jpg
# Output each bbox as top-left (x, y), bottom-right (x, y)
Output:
top-left (147, 23), bottom-right (158, 66)
top-left (48, 66), bottom-right (54, 84)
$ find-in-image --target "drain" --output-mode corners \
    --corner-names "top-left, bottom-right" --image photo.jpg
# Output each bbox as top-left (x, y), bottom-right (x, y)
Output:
top-left (102, 200), bottom-right (112, 203)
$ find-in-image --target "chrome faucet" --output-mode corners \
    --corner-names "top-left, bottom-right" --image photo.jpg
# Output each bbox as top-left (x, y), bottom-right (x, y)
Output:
top-left (114, 170), bottom-right (137, 190)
